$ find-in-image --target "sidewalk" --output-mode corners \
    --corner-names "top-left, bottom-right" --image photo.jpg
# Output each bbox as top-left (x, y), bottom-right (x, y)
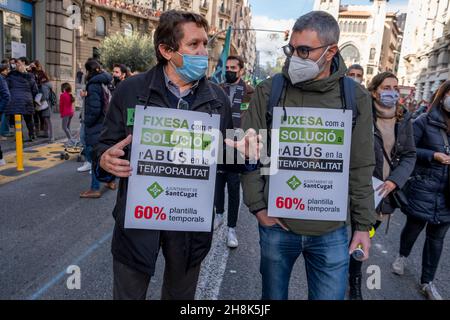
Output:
top-left (1, 108), bottom-right (82, 154)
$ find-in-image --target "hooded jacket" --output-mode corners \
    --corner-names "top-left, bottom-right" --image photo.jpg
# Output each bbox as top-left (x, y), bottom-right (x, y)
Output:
top-left (403, 106), bottom-right (450, 224)
top-left (84, 71), bottom-right (113, 146)
top-left (240, 54), bottom-right (376, 235)
top-left (4, 70), bottom-right (38, 115)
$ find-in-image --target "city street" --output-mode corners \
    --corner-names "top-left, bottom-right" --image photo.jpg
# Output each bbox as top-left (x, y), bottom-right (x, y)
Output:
top-left (1, 150), bottom-right (449, 300)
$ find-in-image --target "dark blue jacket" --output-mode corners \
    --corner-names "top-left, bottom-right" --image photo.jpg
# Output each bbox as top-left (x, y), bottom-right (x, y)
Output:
top-left (4, 70), bottom-right (38, 115)
top-left (403, 106), bottom-right (450, 224)
top-left (0, 74), bottom-right (10, 113)
top-left (84, 71), bottom-right (112, 146)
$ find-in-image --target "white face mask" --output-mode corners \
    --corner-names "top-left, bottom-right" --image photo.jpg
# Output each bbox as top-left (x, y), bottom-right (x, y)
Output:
top-left (287, 46), bottom-right (329, 84)
top-left (443, 96), bottom-right (450, 112)
top-left (351, 76), bottom-right (363, 84)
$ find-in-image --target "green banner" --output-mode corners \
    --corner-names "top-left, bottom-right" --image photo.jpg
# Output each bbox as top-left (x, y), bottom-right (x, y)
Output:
top-left (280, 127), bottom-right (344, 145)
top-left (141, 128), bottom-right (212, 150)
top-left (127, 108), bottom-right (135, 126)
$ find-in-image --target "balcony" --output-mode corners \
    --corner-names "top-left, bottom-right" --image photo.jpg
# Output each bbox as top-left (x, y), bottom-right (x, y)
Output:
top-left (87, 0), bottom-right (160, 20)
top-left (180, 0), bottom-right (192, 9)
top-left (219, 5), bottom-right (231, 18)
top-left (200, 1), bottom-right (209, 13)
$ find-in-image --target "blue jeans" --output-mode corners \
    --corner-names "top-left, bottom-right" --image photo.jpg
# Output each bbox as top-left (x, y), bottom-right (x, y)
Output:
top-left (1, 113), bottom-right (10, 135)
top-left (85, 144), bottom-right (100, 191)
top-left (259, 224), bottom-right (349, 300)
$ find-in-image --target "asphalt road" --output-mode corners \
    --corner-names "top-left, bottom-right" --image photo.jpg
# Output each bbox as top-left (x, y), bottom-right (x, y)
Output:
top-left (1, 158), bottom-right (449, 300)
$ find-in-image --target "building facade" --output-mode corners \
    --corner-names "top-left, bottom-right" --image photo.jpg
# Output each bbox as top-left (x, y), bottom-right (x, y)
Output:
top-left (0, 0), bottom-right (34, 60)
top-left (397, 0), bottom-right (450, 101)
top-left (314, 0), bottom-right (403, 86)
top-left (4, 0), bottom-right (255, 100)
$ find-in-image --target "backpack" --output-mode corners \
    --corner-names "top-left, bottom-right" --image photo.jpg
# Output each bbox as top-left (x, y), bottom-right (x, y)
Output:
top-left (101, 83), bottom-right (112, 115)
top-left (49, 87), bottom-right (57, 111)
top-left (266, 73), bottom-right (359, 129)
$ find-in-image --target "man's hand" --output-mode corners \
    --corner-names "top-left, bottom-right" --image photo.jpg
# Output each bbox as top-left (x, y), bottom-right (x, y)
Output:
top-left (349, 231), bottom-right (371, 261)
top-left (255, 209), bottom-right (289, 231)
top-left (224, 128), bottom-right (263, 161)
top-left (99, 135), bottom-right (133, 178)
top-left (434, 152), bottom-right (450, 164)
top-left (376, 180), bottom-right (397, 198)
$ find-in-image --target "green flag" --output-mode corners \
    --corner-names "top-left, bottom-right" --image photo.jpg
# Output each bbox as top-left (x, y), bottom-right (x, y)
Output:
top-left (210, 26), bottom-right (232, 84)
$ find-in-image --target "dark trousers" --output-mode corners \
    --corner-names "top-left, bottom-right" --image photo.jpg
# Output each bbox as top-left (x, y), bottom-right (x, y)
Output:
top-left (9, 114), bottom-right (34, 138)
top-left (113, 231), bottom-right (202, 300)
top-left (398, 215), bottom-right (450, 283)
top-left (214, 171), bottom-right (240, 228)
top-left (349, 220), bottom-right (382, 277)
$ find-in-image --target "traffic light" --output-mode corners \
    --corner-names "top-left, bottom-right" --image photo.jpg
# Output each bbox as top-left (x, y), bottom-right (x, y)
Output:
top-left (284, 30), bottom-right (290, 41)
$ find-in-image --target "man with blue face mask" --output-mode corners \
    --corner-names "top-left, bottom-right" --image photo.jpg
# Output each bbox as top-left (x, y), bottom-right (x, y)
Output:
top-left (91, 10), bottom-right (258, 300)
top-left (241, 11), bottom-right (377, 300)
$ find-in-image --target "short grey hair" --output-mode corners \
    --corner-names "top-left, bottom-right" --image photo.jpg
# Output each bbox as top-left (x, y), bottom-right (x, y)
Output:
top-left (347, 64), bottom-right (364, 75)
top-left (292, 11), bottom-right (340, 45)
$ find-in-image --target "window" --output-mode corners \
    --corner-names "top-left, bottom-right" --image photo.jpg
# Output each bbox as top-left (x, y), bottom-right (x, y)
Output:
top-left (124, 23), bottom-right (133, 37)
top-left (219, 19), bottom-right (223, 29)
top-left (152, 0), bottom-right (158, 9)
top-left (2, 12), bottom-right (33, 59)
top-left (367, 66), bottom-right (374, 75)
top-left (369, 48), bottom-right (376, 60)
top-left (95, 16), bottom-right (106, 37)
top-left (340, 44), bottom-right (361, 65)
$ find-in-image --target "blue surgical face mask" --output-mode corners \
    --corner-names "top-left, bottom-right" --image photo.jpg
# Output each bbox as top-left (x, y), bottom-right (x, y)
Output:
top-left (379, 90), bottom-right (400, 108)
top-left (172, 52), bottom-right (208, 83)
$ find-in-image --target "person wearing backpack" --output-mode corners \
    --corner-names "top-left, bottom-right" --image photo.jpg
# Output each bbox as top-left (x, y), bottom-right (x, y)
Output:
top-left (392, 80), bottom-right (450, 300)
top-left (240, 11), bottom-right (376, 300)
top-left (80, 59), bottom-right (115, 198)
top-left (348, 72), bottom-right (416, 300)
top-left (30, 60), bottom-right (54, 141)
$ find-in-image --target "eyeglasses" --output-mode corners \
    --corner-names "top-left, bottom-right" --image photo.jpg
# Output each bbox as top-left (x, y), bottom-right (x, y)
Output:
top-left (282, 43), bottom-right (332, 59)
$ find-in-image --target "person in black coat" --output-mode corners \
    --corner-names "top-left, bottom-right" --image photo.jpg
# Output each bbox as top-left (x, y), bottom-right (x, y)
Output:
top-left (4, 57), bottom-right (38, 141)
top-left (348, 72), bottom-right (416, 300)
top-left (93, 10), bottom-right (257, 300)
top-left (392, 80), bottom-right (450, 300)
top-left (0, 63), bottom-right (11, 165)
top-left (79, 59), bottom-right (114, 198)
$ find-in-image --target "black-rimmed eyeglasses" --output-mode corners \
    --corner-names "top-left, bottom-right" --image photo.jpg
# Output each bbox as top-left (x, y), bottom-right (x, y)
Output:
top-left (282, 43), bottom-right (332, 59)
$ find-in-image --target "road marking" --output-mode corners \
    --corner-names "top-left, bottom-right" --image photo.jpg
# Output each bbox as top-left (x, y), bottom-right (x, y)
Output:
top-left (195, 196), bottom-right (242, 299)
top-left (27, 231), bottom-right (113, 300)
top-left (0, 142), bottom-right (77, 185)
top-left (195, 221), bottom-right (230, 300)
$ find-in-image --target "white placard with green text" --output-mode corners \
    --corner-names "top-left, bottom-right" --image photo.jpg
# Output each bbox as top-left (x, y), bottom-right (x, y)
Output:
top-left (268, 107), bottom-right (352, 221)
top-left (125, 105), bottom-right (220, 232)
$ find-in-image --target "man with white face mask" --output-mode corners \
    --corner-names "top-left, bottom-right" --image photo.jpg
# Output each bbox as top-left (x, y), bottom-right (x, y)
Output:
top-left (241, 11), bottom-right (376, 300)
top-left (346, 64), bottom-right (365, 86)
